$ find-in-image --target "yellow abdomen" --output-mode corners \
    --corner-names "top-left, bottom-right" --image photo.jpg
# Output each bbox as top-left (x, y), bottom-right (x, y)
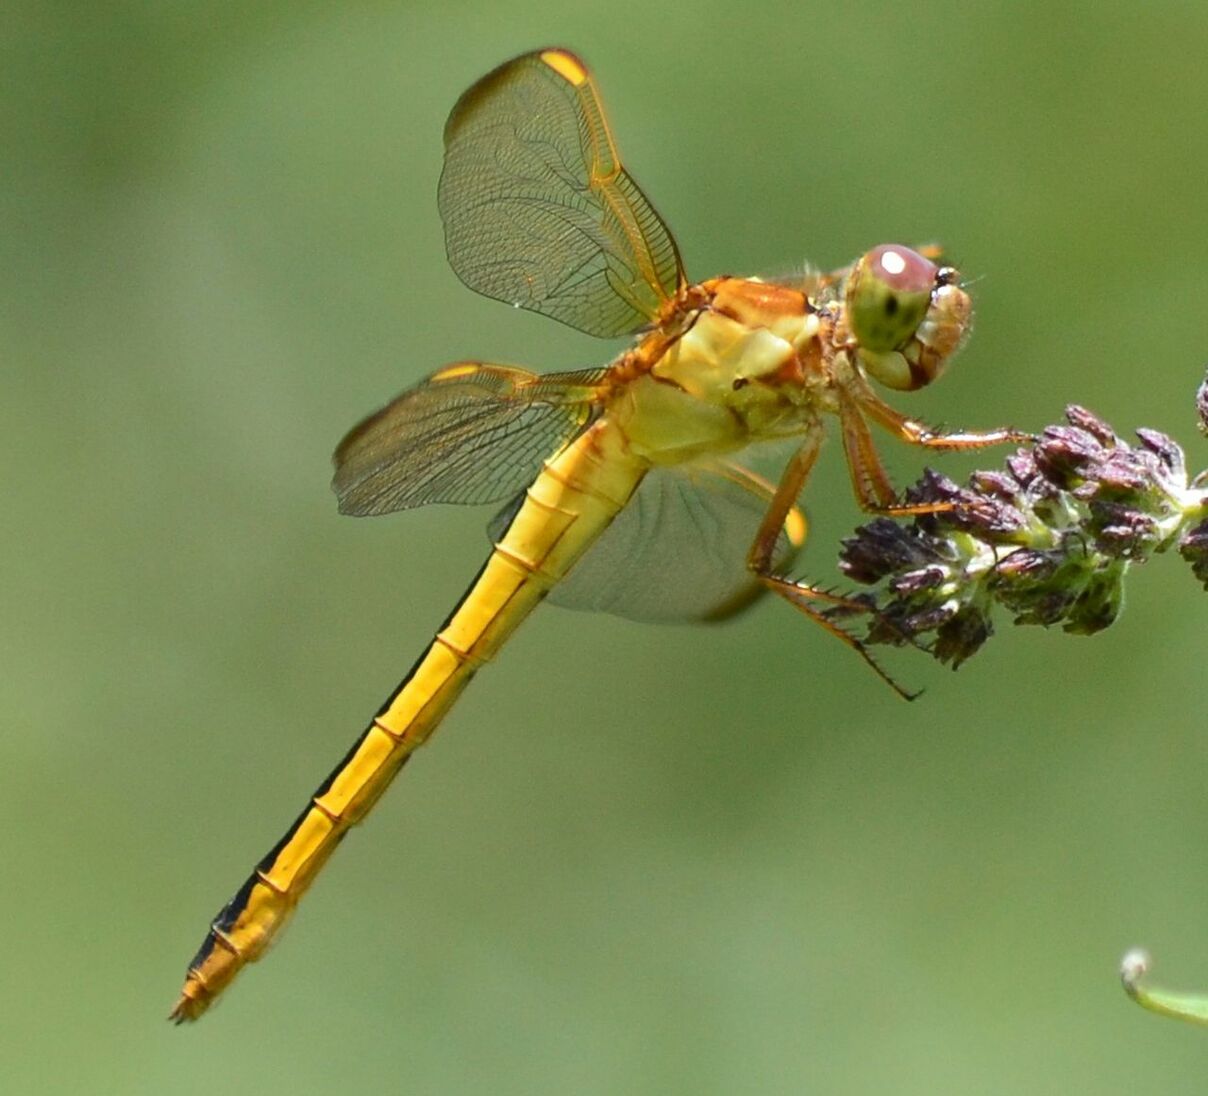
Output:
top-left (171, 419), bottom-right (647, 1022)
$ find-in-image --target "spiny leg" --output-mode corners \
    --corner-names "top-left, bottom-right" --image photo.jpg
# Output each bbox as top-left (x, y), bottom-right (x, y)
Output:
top-left (747, 432), bottom-right (916, 699)
top-left (837, 391), bottom-right (968, 520)
top-left (850, 373), bottom-right (1032, 452)
top-left (837, 388), bottom-right (1032, 530)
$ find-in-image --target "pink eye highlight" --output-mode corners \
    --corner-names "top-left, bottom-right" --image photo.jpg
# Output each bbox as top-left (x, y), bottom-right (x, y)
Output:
top-left (869, 245), bottom-right (937, 295)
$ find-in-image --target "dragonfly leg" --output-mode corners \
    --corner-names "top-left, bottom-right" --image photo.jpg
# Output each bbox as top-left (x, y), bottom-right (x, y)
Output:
top-left (837, 390), bottom-right (1024, 522)
top-left (851, 373), bottom-right (1032, 452)
top-left (747, 432), bottom-right (917, 699)
top-left (835, 392), bottom-right (954, 519)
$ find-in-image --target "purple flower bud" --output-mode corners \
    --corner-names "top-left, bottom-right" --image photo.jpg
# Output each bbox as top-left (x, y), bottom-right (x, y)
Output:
top-left (1065, 405), bottom-right (1119, 445)
top-left (839, 518), bottom-right (937, 583)
top-left (1010, 589), bottom-right (1077, 627)
top-left (934, 612), bottom-right (992, 666)
top-left (1088, 501), bottom-right (1158, 555)
top-left (1065, 572), bottom-right (1124, 634)
top-left (1007, 450), bottom-right (1041, 486)
top-left (1135, 428), bottom-right (1186, 479)
top-left (994, 548), bottom-right (1057, 581)
top-left (890, 565), bottom-right (947, 595)
top-left (1178, 518), bottom-right (1208, 588)
top-left (1093, 451), bottom-right (1156, 495)
top-left (904, 603), bottom-right (959, 633)
top-left (1034, 425), bottom-right (1107, 487)
top-left (969, 470), bottom-right (1020, 500)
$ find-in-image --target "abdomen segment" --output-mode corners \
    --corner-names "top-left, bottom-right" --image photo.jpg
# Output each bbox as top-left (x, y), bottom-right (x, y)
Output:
top-left (171, 421), bottom-right (645, 1021)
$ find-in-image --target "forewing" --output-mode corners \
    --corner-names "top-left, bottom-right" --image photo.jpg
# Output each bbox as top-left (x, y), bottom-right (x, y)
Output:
top-left (333, 363), bottom-right (605, 516)
top-left (438, 48), bottom-right (685, 338)
top-left (487, 460), bottom-right (806, 622)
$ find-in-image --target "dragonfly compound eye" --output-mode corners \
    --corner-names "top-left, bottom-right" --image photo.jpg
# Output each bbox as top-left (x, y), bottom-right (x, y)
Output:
top-left (845, 244), bottom-right (937, 354)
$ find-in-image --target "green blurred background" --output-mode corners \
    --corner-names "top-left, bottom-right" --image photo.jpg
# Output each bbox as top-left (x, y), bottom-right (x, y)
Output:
top-left (7, 2), bottom-right (1208, 1092)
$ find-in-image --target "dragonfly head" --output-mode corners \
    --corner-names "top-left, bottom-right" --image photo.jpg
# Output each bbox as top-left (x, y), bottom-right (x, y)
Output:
top-left (844, 244), bottom-right (972, 391)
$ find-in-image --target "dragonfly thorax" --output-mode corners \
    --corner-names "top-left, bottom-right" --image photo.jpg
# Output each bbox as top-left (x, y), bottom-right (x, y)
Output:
top-left (607, 277), bottom-right (827, 466)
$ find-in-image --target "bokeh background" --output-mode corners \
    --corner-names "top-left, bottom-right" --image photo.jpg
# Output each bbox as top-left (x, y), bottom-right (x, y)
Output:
top-left (7, 2), bottom-right (1208, 1092)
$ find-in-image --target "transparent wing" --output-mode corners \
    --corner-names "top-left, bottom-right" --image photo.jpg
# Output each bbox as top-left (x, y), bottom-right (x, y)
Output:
top-left (333, 363), bottom-right (606, 516)
top-left (438, 48), bottom-right (685, 339)
top-left (489, 460), bottom-right (806, 622)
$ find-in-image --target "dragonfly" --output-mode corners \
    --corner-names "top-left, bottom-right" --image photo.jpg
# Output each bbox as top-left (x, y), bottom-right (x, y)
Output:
top-left (171, 46), bottom-right (1025, 1022)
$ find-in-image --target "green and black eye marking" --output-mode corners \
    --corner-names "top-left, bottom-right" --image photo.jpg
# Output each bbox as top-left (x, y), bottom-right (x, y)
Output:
top-left (845, 244), bottom-right (937, 351)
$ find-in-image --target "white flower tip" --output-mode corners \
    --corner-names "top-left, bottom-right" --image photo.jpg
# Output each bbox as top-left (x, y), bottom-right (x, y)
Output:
top-left (1120, 948), bottom-right (1151, 988)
